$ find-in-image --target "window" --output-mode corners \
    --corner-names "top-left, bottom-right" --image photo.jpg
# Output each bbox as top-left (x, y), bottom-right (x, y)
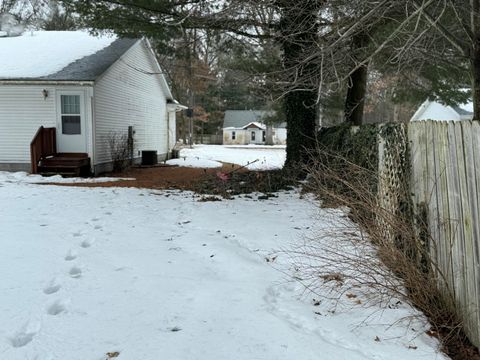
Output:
top-left (262, 131), bottom-right (266, 142)
top-left (251, 131), bottom-right (256, 141)
top-left (61, 95), bottom-right (81, 135)
top-left (232, 131), bottom-right (236, 140)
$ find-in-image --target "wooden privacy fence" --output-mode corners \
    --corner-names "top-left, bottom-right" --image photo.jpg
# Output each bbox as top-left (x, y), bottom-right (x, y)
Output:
top-left (408, 120), bottom-right (480, 348)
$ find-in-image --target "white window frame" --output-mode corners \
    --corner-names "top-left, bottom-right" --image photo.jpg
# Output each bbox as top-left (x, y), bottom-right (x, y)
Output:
top-left (60, 94), bottom-right (82, 135)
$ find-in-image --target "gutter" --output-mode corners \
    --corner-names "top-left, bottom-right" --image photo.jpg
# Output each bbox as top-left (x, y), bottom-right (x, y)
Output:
top-left (167, 102), bottom-right (188, 112)
top-left (0, 80), bottom-right (95, 86)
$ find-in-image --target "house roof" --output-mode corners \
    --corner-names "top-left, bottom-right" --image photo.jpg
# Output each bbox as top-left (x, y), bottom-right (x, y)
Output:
top-left (223, 110), bottom-right (286, 129)
top-left (411, 99), bottom-right (473, 121)
top-left (44, 38), bottom-right (139, 81)
top-left (242, 122), bottom-right (266, 130)
top-left (0, 31), bottom-right (137, 81)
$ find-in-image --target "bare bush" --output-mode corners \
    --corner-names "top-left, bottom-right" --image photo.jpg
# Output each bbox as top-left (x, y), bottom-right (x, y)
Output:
top-left (295, 149), bottom-right (478, 359)
top-left (106, 131), bottom-right (133, 173)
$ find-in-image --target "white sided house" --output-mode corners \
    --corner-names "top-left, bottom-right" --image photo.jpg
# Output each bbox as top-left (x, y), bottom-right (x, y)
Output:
top-left (411, 99), bottom-right (473, 121)
top-left (222, 110), bottom-right (287, 145)
top-left (0, 31), bottom-right (184, 175)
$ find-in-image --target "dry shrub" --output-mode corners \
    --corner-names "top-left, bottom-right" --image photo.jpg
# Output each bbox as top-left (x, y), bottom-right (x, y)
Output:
top-left (106, 131), bottom-right (133, 173)
top-left (298, 149), bottom-right (478, 360)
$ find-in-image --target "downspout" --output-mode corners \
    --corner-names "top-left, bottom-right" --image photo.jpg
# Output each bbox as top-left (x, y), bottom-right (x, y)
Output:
top-left (166, 106), bottom-right (170, 160)
top-left (91, 88), bottom-right (96, 174)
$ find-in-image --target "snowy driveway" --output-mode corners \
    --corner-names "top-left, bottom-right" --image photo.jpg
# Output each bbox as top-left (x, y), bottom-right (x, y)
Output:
top-left (0, 179), bottom-right (445, 360)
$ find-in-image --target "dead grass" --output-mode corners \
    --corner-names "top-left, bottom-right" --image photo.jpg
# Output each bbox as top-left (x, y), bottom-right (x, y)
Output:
top-left (299, 150), bottom-right (480, 360)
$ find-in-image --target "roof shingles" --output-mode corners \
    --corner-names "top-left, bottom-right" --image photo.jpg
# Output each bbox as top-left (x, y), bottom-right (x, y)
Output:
top-left (223, 110), bottom-right (286, 129)
top-left (42, 38), bottom-right (139, 81)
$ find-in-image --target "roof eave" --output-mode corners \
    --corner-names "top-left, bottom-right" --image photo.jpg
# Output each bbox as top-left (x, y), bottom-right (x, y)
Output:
top-left (167, 102), bottom-right (188, 112)
top-left (0, 79), bottom-right (95, 86)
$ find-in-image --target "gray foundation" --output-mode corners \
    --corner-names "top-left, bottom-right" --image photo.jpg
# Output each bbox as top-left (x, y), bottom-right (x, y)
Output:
top-left (0, 163), bottom-right (31, 172)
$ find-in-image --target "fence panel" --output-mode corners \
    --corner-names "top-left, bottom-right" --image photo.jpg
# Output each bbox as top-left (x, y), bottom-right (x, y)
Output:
top-left (408, 120), bottom-right (480, 348)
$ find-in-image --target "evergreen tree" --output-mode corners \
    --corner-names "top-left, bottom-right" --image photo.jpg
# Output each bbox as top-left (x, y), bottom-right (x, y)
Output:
top-left (60, 0), bottom-right (322, 167)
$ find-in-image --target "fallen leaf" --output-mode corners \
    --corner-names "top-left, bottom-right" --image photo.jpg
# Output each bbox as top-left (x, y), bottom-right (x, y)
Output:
top-left (321, 273), bottom-right (344, 284)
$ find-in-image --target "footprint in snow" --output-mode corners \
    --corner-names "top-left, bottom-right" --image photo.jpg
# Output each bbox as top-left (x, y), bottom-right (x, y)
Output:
top-left (94, 225), bottom-right (103, 230)
top-left (43, 279), bottom-right (61, 295)
top-left (64, 249), bottom-right (78, 261)
top-left (9, 321), bottom-right (40, 348)
top-left (46, 299), bottom-right (68, 316)
top-left (72, 231), bottom-right (83, 237)
top-left (69, 266), bottom-right (82, 278)
top-left (80, 239), bottom-right (94, 248)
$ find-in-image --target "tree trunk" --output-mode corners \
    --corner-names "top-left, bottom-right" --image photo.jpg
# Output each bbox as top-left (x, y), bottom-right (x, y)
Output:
top-left (265, 124), bottom-right (274, 145)
top-left (344, 63), bottom-right (368, 126)
top-left (472, 45), bottom-right (480, 121)
top-left (278, 0), bottom-right (320, 167)
top-left (344, 32), bottom-right (369, 126)
top-left (284, 90), bottom-right (317, 165)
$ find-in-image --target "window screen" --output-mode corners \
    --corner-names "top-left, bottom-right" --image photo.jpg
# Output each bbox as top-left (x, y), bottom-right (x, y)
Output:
top-left (61, 95), bottom-right (81, 135)
top-left (62, 116), bottom-right (81, 135)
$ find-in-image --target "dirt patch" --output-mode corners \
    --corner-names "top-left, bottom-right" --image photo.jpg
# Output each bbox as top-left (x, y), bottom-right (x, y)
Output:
top-left (44, 163), bottom-right (297, 198)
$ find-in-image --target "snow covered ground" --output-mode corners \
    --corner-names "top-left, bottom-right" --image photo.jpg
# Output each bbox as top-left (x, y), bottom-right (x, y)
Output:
top-left (0, 171), bottom-right (133, 184)
top-left (168, 145), bottom-right (286, 170)
top-left (0, 179), bottom-right (446, 360)
top-left (166, 157), bottom-right (223, 169)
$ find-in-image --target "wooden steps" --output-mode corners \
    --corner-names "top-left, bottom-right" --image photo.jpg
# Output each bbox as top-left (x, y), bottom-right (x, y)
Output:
top-left (38, 153), bottom-right (91, 177)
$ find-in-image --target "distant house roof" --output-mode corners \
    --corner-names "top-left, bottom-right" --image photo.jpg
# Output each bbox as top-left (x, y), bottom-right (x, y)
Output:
top-left (223, 110), bottom-right (286, 129)
top-left (242, 122), bottom-right (266, 130)
top-left (411, 99), bottom-right (473, 121)
top-left (0, 31), bottom-right (138, 81)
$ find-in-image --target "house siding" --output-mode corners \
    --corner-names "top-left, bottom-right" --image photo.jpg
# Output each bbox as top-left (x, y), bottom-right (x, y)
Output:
top-left (94, 40), bottom-right (169, 168)
top-left (0, 84), bottom-right (93, 169)
top-left (223, 127), bottom-right (286, 145)
top-left (223, 129), bottom-right (247, 145)
top-left (274, 128), bottom-right (287, 145)
top-left (411, 101), bottom-right (463, 121)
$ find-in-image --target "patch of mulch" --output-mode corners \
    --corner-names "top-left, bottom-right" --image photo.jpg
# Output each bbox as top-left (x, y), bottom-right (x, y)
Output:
top-left (437, 328), bottom-right (480, 360)
top-left (44, 163), bottom-right (242, 191)
top-left (44, 163), bottom-right (299, 198)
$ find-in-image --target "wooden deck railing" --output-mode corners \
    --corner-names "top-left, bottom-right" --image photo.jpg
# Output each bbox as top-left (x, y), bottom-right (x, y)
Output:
top-left (30, 126), bottom-right (56, 174)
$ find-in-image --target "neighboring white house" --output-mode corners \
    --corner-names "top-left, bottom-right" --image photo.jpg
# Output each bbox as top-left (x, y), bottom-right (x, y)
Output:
top-left (411, 99), bottom-right (473, 121)
top-left (0, 31), bottom-right (184, 174)
top-left (222, 110), bottom-right (287, 145)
